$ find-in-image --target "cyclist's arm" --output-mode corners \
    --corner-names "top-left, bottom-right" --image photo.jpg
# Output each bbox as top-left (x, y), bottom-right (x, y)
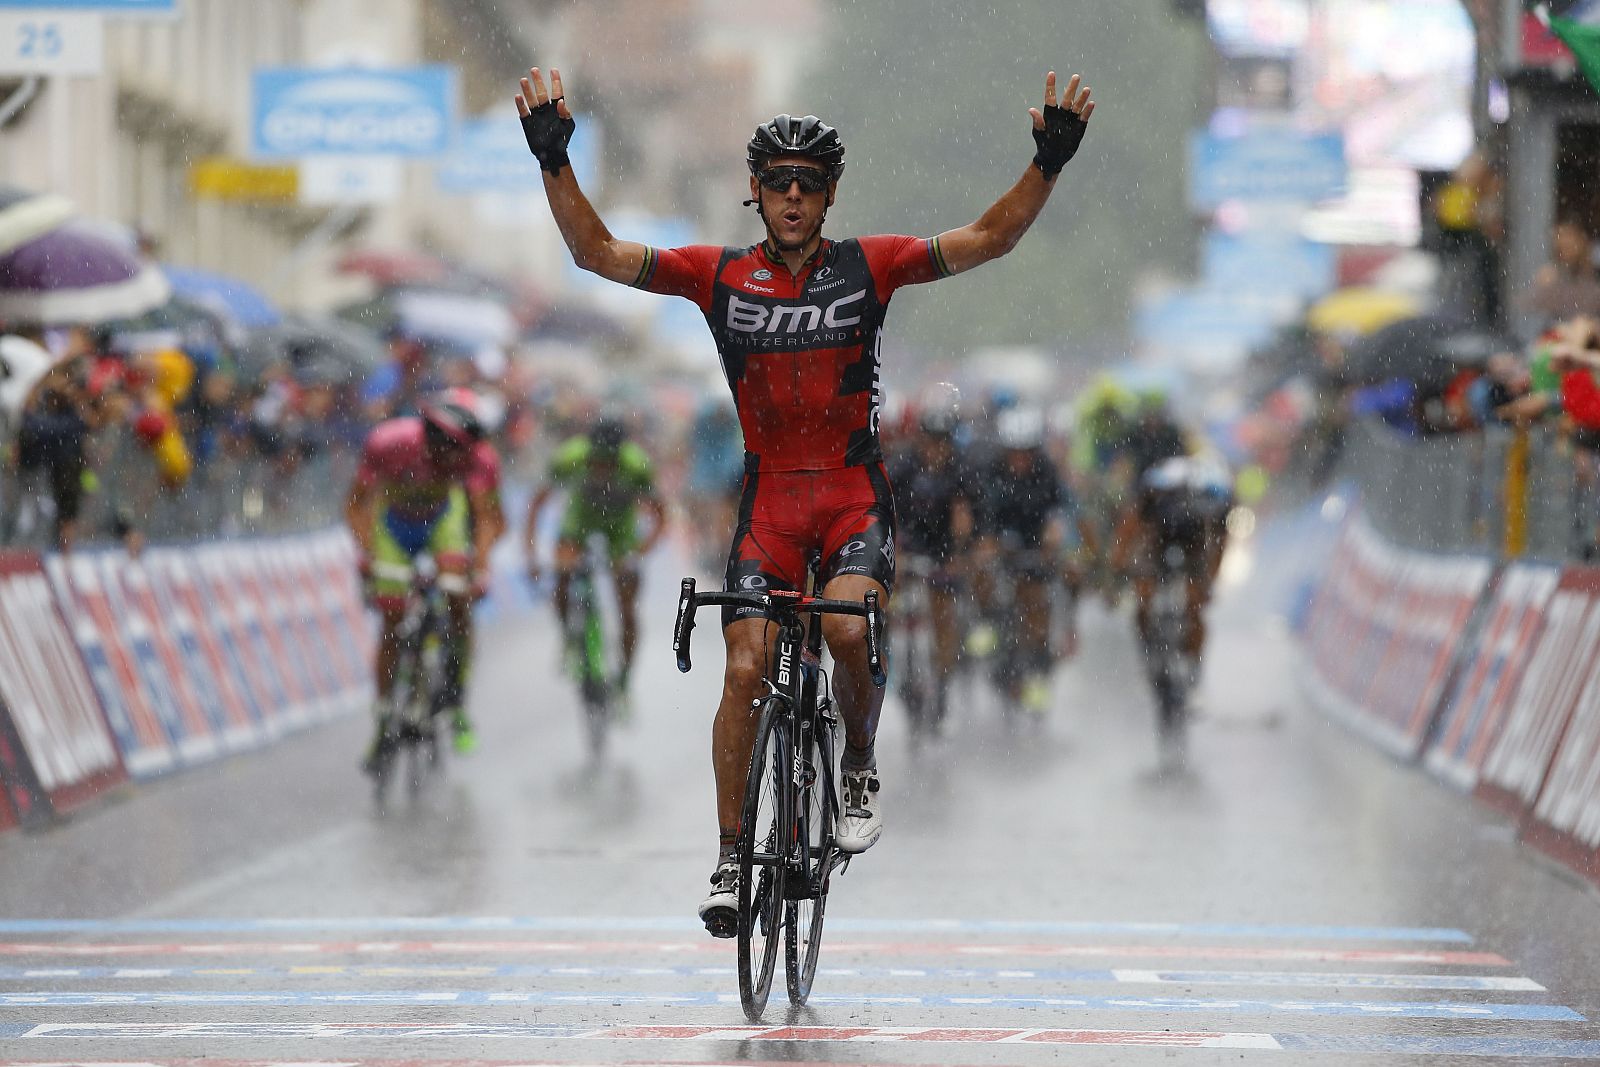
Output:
top-left (345, 478), bottom-right (378, 562)
top-left (637, 492), bottom-right (668, 556)
top-left (468, 485), bottom-right (502, 576)
top-left (523, 483), bottom-right (555, 559)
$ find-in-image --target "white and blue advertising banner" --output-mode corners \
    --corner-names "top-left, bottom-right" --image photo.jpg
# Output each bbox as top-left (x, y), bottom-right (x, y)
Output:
top-left (252, 65), bottom-right (456, 158)
top-left (436, 112), bottom-right (598, 194)
top-left (0, 0), bottom-right (172, 10)
top-left (1188, 127), bottom-right (1346, 211)
top-left (1203, 231), bottom-right (1336, 301)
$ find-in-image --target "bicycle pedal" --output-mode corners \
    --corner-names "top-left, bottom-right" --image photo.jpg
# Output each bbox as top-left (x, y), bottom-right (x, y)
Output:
top-left (702, 910), bottom-right (738, 939)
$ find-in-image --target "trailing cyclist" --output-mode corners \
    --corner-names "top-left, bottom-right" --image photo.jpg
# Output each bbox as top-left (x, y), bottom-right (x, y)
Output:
top-left (524, 416), bottom-right (666, 707)
top-left (970, 407), bottom-right (1075, 718)
top-left (347, 389), bottom-right (504, 767)
top-left (1110, 451), bottom-right (1234, 753)
top-left (885, 393), bottom-right (977, 738)
top-left (515, 62), bottom-right (1095, 934)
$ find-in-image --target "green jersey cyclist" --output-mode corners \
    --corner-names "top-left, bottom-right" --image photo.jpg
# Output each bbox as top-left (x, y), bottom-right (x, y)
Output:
top-left (516, 63), bottom-right (1095, 935)
top-left (524, 416), bottom-right (667, 701)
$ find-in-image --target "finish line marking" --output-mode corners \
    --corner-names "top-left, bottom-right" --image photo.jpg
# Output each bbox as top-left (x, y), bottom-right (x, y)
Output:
top-left (0, 918), bottom-right (1474, 942)
top-left (5, 1025), bottom-right (1600, 1059)
top-left (0, 941), bottom-right (1515, 966)
top-left (0, 990), bottom-right (1578, 1019)
top-left (0, 964), bottom-right (1543, 991)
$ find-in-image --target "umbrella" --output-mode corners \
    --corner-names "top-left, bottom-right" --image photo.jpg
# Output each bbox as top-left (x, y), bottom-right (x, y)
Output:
top-left (238, 314), bottom-right (386, 386)
top-left (0, 224), bottom-right (169, 326)
top-left (162, 265), bottom-right (281, 330)
top-left (1306, 287), bottom-right (1420, 337)
top-left (0, 186), bottom-right (74, 258)
top-left (1346, 314), bottom-right (1480, 387)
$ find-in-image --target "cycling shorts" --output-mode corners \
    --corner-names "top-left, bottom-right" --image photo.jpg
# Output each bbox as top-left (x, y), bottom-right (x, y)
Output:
top-left (722, 464), bottom-right (897, 626)
top-left (371, 488), bottom-right (469, 606)
top-left (558, 505), bottom-right (641, 561)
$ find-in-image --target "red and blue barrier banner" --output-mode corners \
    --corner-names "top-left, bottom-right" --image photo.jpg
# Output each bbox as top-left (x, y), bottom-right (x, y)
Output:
top-left (1476, 569), bottom-right (1600, 821)
top-left (45, 554), bottom-right (172, 777)
top-left (1518, 566), bottom-right (1600, 885)
top-left (39, 531), bottom-right (371, 784)
top-left (1424, 563), bottom-right (1559, 790)
top-left (1301, 517), bottom-right (1492, 759)
top-left (0, 552), bottom-right (124, 824)
top-left (145, 548), bottom-right (262, 751)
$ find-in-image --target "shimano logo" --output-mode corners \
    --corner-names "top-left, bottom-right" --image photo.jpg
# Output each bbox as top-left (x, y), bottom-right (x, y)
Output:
top-left (726, 289), bottom-right (866, 335)
top-left (814, 266), bottom-right (833, 280)
top-left (739, 574), bottom-right (769, 591)
top-left (839, 539), bottom-right (868, 556)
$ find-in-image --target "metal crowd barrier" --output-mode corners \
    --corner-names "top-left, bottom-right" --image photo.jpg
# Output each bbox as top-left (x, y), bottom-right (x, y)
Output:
top-left (1, 423), bottom-right (359, 549)
top-left (1339, 420), bottom-right (1598, 562)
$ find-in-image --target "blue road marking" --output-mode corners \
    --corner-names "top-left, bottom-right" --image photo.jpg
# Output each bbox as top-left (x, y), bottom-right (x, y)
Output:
top-left (0, 989), bottom-right (1580, 1019)
top-left (0, 963), bottom-right (1542, 991)
top-left (0, 917), bottom-right (1474, 941)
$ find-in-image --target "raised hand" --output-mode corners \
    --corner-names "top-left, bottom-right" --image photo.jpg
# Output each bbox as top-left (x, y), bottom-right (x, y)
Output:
top-left (515, 66), bottom-right (576, 175)
top-left (1028, 71), bottom-right (1093, 179)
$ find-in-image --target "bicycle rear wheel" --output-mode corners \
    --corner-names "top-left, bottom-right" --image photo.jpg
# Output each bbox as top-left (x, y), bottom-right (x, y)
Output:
top-left (738, 697), bottom-right (788, 1021)
top-left (786, 716), bottom-right (836, 1004)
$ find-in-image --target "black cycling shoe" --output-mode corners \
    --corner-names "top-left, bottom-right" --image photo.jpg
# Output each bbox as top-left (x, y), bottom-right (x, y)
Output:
top-left (698, 862), bottom-right (739, 938)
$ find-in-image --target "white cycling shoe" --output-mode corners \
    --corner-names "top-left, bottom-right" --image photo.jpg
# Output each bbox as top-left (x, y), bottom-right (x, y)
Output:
top-left (698, 862), bottom-right (739, 938)
top-left (835, 770), bottom-right (882, 854)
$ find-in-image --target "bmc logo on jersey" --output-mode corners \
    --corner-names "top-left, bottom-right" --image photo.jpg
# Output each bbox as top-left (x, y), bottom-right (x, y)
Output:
top-left (726, 289), bottom-right (867, 334)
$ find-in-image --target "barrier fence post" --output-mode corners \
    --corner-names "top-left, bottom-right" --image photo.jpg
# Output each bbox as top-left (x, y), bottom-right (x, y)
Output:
top-left (1504, 427), bottom-right (1529, 558)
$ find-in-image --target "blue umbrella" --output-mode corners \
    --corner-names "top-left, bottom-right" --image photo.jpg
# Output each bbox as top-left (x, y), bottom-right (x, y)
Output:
top-left (0, 223), bottom-right (168, 326)
top-left (162, 264), bottom-right (281, 329)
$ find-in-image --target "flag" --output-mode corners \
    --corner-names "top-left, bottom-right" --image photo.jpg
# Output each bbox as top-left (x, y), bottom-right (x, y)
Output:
top-left (1545, 1), bottom-right (1600, 93)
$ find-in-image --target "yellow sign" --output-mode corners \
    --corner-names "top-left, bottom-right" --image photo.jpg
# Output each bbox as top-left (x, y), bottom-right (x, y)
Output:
top-left (189, 157), bottom-right (298, 202)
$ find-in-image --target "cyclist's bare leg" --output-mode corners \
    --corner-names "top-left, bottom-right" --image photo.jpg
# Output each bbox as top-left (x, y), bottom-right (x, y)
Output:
top-left (375, 603), bottom-right (406, 703)
top-left (713, 616), bottom-right (780, 854)
top-left (1183, 575), bottom-right (1210, 661)
top-left (1132, 573), bottom-right (1156, 649)
top-left (552, 539), bottom-right (581, 628)
top-left (930, 584), bottom-right (960, 720)
top-left (438, 557), bottom-right (474, 718)
top-left (821, 573), bottom-right (889, 768)
top-left (1016, 574), bottom-right (1051, 670)
top-left (612, 559), bottom-right (640, 679)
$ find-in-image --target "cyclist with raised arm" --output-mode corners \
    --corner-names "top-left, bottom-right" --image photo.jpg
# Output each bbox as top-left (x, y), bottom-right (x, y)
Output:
top-left (347, 389), bottom-right (504, 765)
top-left (515, 63), bottom-right (1095, 935)
top-left (524, 416), bottom-right (666, 704)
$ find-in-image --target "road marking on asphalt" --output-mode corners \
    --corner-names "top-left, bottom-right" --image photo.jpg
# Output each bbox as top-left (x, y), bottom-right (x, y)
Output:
top-left (7, 1024), bottom-right (1600, 1057)
top-left (0, 990), bottom-right (1578, 1019)
top-left (0, 941), bottom-right (1515, 965)
top-left (0, 963), bottom-right (1546, 991)
top-left (0, 918), bottom-right (1475, 941)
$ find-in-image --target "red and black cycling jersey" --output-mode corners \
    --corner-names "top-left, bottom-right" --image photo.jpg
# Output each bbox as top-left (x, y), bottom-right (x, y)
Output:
top-left (633, 235), bottom-right (953, 472)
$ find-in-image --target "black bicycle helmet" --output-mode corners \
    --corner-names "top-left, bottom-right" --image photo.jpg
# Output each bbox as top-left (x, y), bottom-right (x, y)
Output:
top-left (747, 115), bottom-right (845, 180)
top-left (589, 416), bottom-right (628, 456)
top-left (420, 388), bottom-right (485, 449)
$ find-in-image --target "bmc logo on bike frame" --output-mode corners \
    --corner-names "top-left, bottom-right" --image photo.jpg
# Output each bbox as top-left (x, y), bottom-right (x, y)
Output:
top-left (726, 289), bottom-right (867, 334)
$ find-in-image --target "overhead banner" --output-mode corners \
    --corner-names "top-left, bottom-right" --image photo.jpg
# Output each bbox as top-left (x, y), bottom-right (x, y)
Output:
top-left (252, 65), bottom-right (457, 158)
top-left (1189, 127), bottom-right (1346, 211)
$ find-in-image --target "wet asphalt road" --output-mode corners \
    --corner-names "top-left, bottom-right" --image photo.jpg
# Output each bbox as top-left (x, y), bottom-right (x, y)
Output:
top-left (2, 521), bottom-right (1600, 1066)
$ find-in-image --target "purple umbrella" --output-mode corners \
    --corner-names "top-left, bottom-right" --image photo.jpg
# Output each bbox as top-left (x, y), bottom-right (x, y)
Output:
top-left (0, 223), bottom-right (169, 326)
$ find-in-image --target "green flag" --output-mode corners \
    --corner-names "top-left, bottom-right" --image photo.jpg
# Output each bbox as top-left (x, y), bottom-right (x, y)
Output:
top-left (1550, 13), bottom-right (1600, 95)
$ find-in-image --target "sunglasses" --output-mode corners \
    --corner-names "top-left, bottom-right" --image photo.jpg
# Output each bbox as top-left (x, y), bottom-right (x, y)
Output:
top-left (757, 165), bottom-right (830, 194)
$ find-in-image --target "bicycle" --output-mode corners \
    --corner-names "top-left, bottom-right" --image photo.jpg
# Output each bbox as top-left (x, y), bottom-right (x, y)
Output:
top-left (563, 535), bottom-right (620, 761)
top-left (1142, 540), bottom-right (1197, 766)
top-left (368, 557), bottom-right (450, 807)
top-left (976, 539), bottom-right (1057, 728)
top-left (894, 555), bottom-right (965, 746)
top-left (672, 570), bottom-right (887, 1021)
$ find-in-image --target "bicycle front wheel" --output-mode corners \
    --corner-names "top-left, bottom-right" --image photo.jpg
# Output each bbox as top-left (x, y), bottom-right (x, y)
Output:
top-left (738, 697), bottom-right (789, 1021)
top-left (786, 716), bottom-right (836, 1004)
